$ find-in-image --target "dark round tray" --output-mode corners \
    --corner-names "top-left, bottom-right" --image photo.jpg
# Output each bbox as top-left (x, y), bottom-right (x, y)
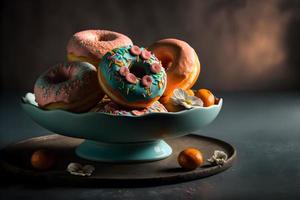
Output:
top-left (0, 134), bottom-right (236, 187)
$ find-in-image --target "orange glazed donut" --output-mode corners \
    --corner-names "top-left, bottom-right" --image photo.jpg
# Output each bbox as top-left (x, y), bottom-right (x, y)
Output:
top-left (149, 38), bottom-right (200, 103)
top-left (67, 30), bottom-right (133, 67)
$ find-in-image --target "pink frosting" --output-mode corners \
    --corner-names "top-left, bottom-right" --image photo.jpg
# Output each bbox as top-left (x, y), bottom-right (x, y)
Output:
top-left (67, 30), bottom-right (133, 60)
top-left (130, 45), bottom-right (142, 56)
top-left (91, 99), bottom-right (168, 116)
top-left (34, 62), bottom-right (102, 107)
top-left (141, 75), bottom-right (152, 88)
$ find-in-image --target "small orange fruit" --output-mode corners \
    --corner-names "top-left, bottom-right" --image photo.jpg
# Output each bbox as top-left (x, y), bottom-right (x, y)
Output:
top-left (195, 89), bottom-right (215, 107)
top-left (185, 89), bottom-right (195, 96)
top-left (177, 148), bottom-right (204, 170)
top-left (160, 96), bottom-right (184, 112)
top-left (31, 149), bottom-right (55, 170)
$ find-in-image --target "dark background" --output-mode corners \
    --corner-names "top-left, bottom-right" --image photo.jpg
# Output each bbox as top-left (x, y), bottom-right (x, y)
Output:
top-left (1, 1), bottom-right (300, 199)
top-left (1, 0), bottom-right (300, 92)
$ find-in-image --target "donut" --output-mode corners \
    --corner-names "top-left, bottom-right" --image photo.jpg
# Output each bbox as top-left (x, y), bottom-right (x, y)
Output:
top-left (34, 62), bottom-right (104, 112)
top-left (90, 98), bottom-right (168, 116)
top-left (98, 45), bottom-right (167, 109)
top-left (67, 30), bottom-right (133, 67)
top-left (148, 38), bottom-right (200, 103)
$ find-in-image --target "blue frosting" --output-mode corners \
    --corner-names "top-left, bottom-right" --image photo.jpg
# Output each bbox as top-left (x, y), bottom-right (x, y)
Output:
top-left (99, 45), bottom-right (167, 103)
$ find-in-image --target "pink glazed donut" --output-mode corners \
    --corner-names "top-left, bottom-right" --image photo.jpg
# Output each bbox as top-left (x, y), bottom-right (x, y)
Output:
top-left (34, 62), bottom-right (104, 113)
top-left (67, 30), bottom-right (133, 66)
top-left (90, 98), bottom-right (168, 116)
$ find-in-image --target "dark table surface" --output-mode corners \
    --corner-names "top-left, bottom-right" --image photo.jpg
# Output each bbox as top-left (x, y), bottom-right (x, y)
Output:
top-left (0, 90), bottom-right (300, 200)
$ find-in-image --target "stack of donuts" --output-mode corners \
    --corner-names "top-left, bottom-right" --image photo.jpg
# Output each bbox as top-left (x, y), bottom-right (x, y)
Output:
top-left (33, 29), bottom-right (218, 115)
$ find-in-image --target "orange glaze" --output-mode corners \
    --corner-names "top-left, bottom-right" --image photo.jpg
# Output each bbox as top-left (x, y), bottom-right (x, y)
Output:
top-left (149, 39), bottom-right (200, 102)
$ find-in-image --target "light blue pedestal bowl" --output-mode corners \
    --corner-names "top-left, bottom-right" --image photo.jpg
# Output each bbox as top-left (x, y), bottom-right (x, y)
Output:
top-left (21, 96), bottom-right (223, 163)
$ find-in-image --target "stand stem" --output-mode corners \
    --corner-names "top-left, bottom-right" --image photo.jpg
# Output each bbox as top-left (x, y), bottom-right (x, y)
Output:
top-left (76, 139), bottom-right (172, 162)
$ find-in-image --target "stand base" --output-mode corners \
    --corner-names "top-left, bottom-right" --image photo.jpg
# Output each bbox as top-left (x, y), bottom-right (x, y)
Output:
top-left (75, 139), bottom-right (173, 162)
top-left (1, 134), bottom-right (236, 186)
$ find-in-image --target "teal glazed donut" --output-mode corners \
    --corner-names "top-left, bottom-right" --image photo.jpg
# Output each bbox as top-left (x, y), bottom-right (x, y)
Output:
top-left (98, 45), bottom-right (167, 108)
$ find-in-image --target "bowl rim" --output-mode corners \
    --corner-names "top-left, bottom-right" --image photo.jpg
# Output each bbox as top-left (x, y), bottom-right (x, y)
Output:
top-left (21, 94), bottom-right (223, 119)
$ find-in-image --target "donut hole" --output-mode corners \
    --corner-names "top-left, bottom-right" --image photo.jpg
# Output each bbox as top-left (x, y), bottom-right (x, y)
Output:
top-left (99, 33), bottom-right (117, 42)
top-left (47, 70), bottom-right (69, 84)
top-left (129, 62), bottom-right (148, 78)
top-left (157, 54), bottom-right (173, 71)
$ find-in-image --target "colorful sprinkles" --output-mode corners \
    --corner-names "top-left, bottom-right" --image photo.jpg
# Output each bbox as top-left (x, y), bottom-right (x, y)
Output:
top-left (91, 100), bottom-right (168, 116)
top-left (99, 45), bottom-right (167, 103)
